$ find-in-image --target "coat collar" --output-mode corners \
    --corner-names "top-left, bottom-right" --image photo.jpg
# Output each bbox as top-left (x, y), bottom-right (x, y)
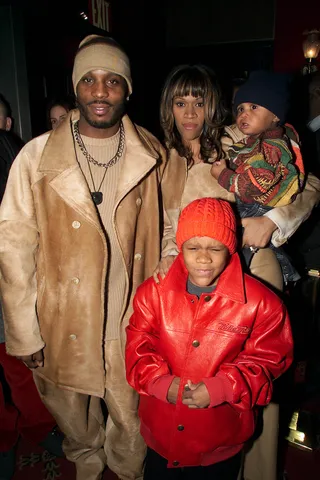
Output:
top-left (37, 110), bottom-right (160, 226)
top-left (161, 252), bottom-right (246, 304)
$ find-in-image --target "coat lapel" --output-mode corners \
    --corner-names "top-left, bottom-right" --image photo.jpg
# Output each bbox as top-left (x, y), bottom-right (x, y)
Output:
top-left (37, 111), bottom-right (103, 230)
top-left (165, 253), bottom-right (246, 304)
top-left (38, 111), bottom-right (160, 222)
top-left (114, 116), bottom-right (159, 205)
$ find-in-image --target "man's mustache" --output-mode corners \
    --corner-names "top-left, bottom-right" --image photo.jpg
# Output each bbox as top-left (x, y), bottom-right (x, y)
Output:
top-left (87, 101), bottom-right (113, 107)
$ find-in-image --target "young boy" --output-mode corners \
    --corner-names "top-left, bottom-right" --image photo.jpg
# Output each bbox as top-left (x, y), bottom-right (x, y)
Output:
top-left (125, 197), bottom-right (293, 480)
top-left (211, 71), bottom-right (305, 283)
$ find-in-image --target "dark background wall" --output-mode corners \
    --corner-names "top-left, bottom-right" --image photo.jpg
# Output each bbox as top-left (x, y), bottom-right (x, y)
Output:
top-left (0, 1), bottom-right (32, 139)
top-left (166, 0), bottom-right (275, 47)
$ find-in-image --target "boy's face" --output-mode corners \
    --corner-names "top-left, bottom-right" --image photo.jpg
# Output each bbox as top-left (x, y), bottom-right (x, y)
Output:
top-left (182, 236), bottom-right (230, 287)
top-left (236, 102), bottom-right (279, 137)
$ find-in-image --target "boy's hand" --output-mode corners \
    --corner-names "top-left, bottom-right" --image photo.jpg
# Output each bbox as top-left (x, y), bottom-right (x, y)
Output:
top-left (182, 380), bottom-right (210, 409)
top-left (210, 159), bottom-right (227, 180)
top-left (153, 255), bottom-right (177, 284)
top-left (167, 377), bottom-right (180, 404)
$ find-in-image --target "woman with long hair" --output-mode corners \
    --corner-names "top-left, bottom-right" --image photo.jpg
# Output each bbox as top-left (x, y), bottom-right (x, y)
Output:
top-left (155, 63), bottom-right (320, 480)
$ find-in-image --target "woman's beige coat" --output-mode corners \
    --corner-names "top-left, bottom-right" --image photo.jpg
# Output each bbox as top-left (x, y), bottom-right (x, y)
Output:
top-left (0, 111), bottom-right (166, 398)
top-left (161, 126), bottom-right (320, 257)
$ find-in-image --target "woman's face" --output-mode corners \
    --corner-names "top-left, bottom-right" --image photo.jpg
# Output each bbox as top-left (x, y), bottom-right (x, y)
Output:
top-left (50, 105), bottom-right (69, 130)
top-left (172, 95), bottom-right (205, 143)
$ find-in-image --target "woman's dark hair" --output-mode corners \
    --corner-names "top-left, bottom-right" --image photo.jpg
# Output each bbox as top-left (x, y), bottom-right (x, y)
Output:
top-left (160, 64), bottom-right (228, 166)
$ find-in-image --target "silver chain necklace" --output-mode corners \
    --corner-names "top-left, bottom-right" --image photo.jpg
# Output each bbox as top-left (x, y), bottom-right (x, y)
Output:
top-left (73, 121), bottom-right (125, 205)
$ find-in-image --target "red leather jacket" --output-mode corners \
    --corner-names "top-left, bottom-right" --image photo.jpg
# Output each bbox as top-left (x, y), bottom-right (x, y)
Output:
top-left (126, 253), bottom-right (293, 467)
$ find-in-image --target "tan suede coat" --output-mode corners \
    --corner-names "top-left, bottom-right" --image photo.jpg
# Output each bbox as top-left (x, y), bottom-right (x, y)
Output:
top-left (0, 110), bottom-right (166, 397)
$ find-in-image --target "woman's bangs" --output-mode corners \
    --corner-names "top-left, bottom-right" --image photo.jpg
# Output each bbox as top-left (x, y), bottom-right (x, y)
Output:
top-left (172, 70), bottom-right (207, 99)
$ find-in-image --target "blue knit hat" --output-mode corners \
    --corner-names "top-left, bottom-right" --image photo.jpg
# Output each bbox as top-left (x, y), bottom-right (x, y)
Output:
top-left (234, 71), bottom-right (291, 124)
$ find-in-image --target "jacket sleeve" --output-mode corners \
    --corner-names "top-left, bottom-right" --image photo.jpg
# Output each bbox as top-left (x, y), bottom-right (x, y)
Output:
top-left (161, 209), bottom-right (179, 258)
top-left (217, 301), bottom-right (293, 411)
top-left (159, 152), bottom-right (182, 258)
top-left (218, 140), bottom-right (299, 201)
top-left (125, 281), bottom-right (172, 396)
top-left (0, 147), bottom-right (44, 356)
top-left (266, 172), bottom-right (320, 247)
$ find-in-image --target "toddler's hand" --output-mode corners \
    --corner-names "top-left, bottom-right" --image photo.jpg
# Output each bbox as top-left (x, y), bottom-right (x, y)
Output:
top-left (211, 159), bottom-right (227, 180)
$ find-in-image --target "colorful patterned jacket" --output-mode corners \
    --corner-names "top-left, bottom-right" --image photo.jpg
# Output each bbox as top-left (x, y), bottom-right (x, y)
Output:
top-left (218, 127), bottom-right (305, 207)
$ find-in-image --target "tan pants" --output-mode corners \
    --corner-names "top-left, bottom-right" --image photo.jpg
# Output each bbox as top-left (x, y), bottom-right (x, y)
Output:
top-left (241, 248), bottom-right (282, 480)
top-left (250, 248), bottom-right (283, 292)
top-left (34, 339), bottom-right (145, 480)
top-left (243, 403), bottom-right (279, 480)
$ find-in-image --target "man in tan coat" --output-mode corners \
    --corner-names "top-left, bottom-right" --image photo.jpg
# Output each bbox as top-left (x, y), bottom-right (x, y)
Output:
top-left (0, 35), bottom-right (166, 480)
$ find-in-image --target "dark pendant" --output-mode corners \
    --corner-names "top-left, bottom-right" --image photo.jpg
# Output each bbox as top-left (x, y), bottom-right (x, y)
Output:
top-left (91, 191), bottom-right (103, 205)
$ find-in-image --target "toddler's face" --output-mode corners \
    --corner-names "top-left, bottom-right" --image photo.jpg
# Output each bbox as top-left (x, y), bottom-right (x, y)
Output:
top-left (182, 236), bottom-right (230, 287)
top-left (236, 102), bottom-right (279, 137)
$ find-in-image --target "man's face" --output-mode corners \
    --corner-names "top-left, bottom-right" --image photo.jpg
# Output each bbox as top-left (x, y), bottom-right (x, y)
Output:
top-left (182, 236), bottom-right (230, 287)
top-left (0, 106), bottom-right (12, 131)
top-left (76, 69), bottom-right (127, 137)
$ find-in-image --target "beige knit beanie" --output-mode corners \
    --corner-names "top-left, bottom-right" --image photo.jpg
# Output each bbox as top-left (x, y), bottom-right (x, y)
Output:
top-left (72, 35), bottom-right (132, 95)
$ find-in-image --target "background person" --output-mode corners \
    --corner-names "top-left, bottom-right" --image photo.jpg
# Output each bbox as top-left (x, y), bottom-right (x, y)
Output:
top-left (0, 94), bottom-right (12, 132)
top-left (0, 127), bottom-right (64, 480)
top-left (46, 96), bottom-right (75, 130)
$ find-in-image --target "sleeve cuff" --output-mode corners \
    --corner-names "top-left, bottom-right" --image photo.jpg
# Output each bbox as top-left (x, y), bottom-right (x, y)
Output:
top-left (202, 373), bottom-right (233, 408)
top-left (263, 209), bottom-right (285, 247)
top-left (218, 168), bottom-right (235, 191)
top-left (308, 115), bottom-right (320, 132)
top-left (146, 374), bottom-right (175, 402)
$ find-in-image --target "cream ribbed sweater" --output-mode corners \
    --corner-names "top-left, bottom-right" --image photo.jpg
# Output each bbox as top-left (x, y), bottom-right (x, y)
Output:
top-left (181, 162), bottom-right (234, 209)
top-left (75, 127), bottom-right (126, 340)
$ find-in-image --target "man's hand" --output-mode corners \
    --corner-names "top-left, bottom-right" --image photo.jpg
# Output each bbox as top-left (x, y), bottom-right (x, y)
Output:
top-left (17, 349), bottom-right (44, 369)
top-left (182, 380), bottom-right (210, 409)
top-left (210, 159), bottom-right (227, 180)
top-left (242, 216), bottom-right (277, 248)
top-left (153, 255), bottom-right (177, 284)
top-left (167, 377), bottom-right (180, 404)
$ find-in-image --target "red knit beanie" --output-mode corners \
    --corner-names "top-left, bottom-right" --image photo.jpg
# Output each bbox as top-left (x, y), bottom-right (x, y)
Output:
top-left (176, 198), bottom-right (237, 254)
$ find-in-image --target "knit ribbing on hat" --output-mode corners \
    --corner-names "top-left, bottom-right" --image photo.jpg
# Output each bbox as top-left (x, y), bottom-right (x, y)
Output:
top-left (234, 71), bottom-right (290, 124)
top-left (72, 35), bottom-right (132, 95)
top-left (176, 198), bottom-right (237, 254)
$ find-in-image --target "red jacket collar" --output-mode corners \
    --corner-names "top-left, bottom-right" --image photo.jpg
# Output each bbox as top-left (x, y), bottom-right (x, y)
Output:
top-left (160, 252), bottom-right (246, 304)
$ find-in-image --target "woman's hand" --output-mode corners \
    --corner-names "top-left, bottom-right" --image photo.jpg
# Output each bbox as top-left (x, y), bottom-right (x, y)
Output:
top-left (210, 159), bottom-right (227, 180)
top-left (153, 255), bottom-right (177, 284)
top-left (241, 216), bottom-right (277, 248)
